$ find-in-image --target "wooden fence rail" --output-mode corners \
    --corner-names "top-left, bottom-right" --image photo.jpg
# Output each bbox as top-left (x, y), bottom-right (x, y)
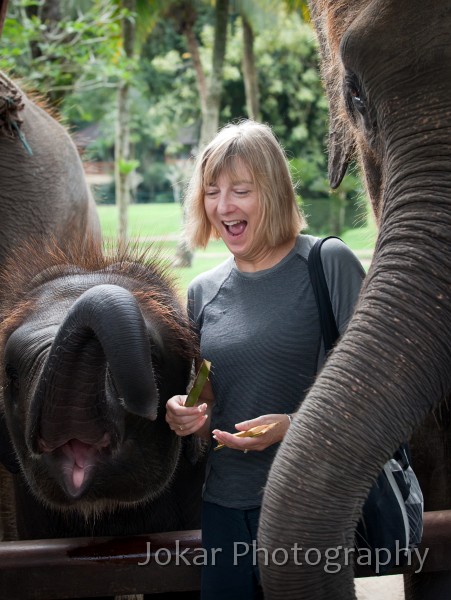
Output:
top-left (1, 511), bottom-right (450, 599)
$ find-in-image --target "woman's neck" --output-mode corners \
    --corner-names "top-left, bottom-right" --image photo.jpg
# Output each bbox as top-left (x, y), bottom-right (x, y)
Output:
top-left (234, 236), bottom-right (297, 273)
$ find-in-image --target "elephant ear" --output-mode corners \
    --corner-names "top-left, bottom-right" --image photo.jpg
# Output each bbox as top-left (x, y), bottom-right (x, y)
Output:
top-left (328, 117), bottom-right (356, 190)
top-left (0, 413), bottom-right (20, 474)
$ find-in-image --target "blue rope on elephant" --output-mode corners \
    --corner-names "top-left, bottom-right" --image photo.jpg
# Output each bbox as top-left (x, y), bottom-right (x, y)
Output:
top-left (10, 119), bottom-right (33, 156)
top-left (3, 96), bottom-right (33, 156)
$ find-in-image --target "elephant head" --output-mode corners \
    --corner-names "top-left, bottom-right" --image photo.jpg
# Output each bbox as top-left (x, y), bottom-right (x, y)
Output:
top-left (259, 1), bottom-right (451, 598)
top-left (0, 240), bottom-right (198, 522)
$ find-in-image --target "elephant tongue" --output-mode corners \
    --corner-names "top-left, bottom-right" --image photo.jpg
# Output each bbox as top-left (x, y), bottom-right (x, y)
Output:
top-left (61, 439), bottom-right (99, 490)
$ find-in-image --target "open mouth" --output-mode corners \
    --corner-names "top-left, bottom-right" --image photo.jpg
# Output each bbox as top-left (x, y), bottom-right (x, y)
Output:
top-left (223, 220), bottom-right (247, 236)
top-left (39, 434), bottom-right (111, 498)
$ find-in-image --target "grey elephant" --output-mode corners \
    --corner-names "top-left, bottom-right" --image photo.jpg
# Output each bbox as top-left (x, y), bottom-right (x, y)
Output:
top-left (0, 70), bottom-right (100, 308)
top-left (0, 239), bottom-right (205, 543)
top-left (259, 1), bottom-right (451, 599)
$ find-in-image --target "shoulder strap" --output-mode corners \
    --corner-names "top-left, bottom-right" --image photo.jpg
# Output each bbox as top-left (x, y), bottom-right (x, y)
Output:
top-left (308, 236), bottom-right (340, 354)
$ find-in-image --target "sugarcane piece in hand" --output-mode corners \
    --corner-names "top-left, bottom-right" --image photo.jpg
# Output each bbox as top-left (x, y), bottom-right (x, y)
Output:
top-left (185, 359), bottom-right (211, 407)
top-left (214, 422), bottom-right (280, 451)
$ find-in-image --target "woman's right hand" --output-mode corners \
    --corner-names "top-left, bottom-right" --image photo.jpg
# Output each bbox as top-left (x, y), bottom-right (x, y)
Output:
top-left (165, 395), bottom-right (210, 437)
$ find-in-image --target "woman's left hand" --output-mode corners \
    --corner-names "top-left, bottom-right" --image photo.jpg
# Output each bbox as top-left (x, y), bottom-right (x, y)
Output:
top-left (212, 413), bottom-right (292, 453)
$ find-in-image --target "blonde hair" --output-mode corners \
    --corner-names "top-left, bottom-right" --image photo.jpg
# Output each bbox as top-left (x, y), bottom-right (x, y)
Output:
top-left (184, 120), bottom-right (306, 249)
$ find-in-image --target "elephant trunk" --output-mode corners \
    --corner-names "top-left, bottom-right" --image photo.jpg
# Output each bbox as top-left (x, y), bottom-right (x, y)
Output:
top-left (259, 166), bottom-right (451, 597)
top-left (28, 284), bottom-right (159, 454)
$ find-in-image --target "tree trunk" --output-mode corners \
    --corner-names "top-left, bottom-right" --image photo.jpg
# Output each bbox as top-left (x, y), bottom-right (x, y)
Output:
top-left (115, 81), bottom-right (131, 251)
top-left (0, 0), bottom-right (8, 37)
top-left (26, 0), bottom-right (63, 55)
top-left (115, 0), bottom-right (136, 251)
top-left (199, 0), bottom-right (229, 148)
top-left (241, 13), bottom-right (260, 122)
top-left (184, 22), bottom-right (207, 117)
top-left (174, 0), bottom-right (229, 268)
top-left (172, 5), bottom-right (202, 268)
top-left (329, 190), bottom-right (346, 235)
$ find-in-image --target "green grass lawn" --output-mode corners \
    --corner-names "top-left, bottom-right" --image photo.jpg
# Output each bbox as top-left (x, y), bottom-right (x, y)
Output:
top-left (341, 224), bottom-right (377, 254)
top-left (97, 203), bottom-right (184, 239)
top-left (97, 203), bottom-right (376, 294)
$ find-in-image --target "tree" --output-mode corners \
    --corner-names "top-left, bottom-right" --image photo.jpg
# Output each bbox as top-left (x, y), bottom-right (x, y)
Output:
top-left (0, 1), bottom-right (124, 103)
top-left (115, 0), bottom-right (136, 250)
top-left (0, 0), bottom-right (363, 242)
top-left (160, 0), bottom-right (229, 148)
top-left (164, 1), bottom-right (208, 118)
top-left (237, 0), bottom-right (311, 123)
top-left (0, 0), bottom-right (7, 36)
top-left (169, 0), bottom-right (230, 267)
top-left (240, 11), bottom-right (260, 121)
top-left (199, 0), bottom-right (229, 147)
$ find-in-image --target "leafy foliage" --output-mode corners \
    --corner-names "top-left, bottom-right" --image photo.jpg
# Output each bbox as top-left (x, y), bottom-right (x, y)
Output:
top-left (0, 0), bottom-right (365, 233)
top-left (0, 1), bottom-right (128, 104)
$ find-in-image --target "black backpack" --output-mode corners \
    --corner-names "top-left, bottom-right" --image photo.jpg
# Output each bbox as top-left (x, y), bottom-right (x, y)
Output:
top-left (308, 236), bottom-right (424, 575)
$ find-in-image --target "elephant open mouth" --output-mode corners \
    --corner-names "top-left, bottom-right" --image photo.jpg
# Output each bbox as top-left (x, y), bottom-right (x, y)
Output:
top-left (61, 438), bottom-right (109, 494)
top-left (38, 432), bottom-right (113, 499)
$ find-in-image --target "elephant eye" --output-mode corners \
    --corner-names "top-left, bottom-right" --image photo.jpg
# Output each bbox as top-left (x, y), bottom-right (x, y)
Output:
top-left (352, 93), bottom-right (365, 113)
top-left (344, 73), bottom-right (366, 116)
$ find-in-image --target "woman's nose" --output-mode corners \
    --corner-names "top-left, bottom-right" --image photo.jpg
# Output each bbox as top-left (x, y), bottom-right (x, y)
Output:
top-left (217, 192), bottom-right (234, 214)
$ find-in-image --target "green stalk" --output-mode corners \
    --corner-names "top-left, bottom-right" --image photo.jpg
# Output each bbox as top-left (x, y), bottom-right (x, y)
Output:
top-left (185, 359), bottom-right (211, 407)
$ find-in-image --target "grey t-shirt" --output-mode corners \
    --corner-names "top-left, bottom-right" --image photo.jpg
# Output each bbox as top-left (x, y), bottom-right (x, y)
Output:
top-left (187, 234), bottom-right (365, 509)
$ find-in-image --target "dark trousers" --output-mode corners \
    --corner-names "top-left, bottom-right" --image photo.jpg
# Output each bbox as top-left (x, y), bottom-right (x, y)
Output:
top-left (201, 501), bottom-right (264, 600)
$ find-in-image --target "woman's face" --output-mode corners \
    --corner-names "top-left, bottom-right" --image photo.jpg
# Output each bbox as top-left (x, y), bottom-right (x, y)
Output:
top-left (204, 161), bottom-right (263, 267)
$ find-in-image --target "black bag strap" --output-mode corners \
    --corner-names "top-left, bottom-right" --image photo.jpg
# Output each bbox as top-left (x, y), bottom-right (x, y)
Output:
top-left (308, 236), bottom-right (340, 354)
top-left (309, 239), bottom-right (412, 468)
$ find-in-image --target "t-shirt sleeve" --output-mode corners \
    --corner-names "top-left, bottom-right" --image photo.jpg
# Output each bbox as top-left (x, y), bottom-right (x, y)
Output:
top-left (320, 237), bottom-right (366, 334)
